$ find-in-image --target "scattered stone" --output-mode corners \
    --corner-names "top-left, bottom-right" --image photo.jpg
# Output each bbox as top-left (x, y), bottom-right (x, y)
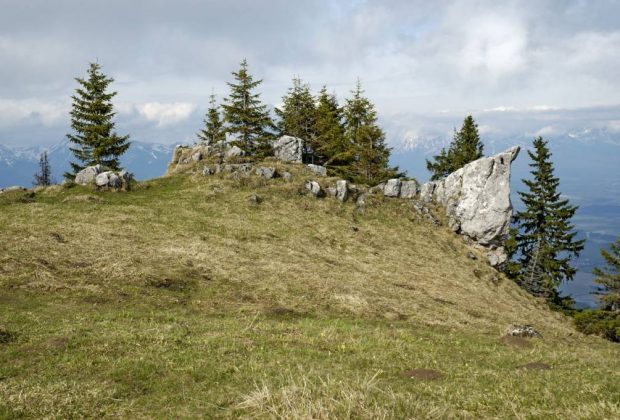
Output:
top-left (305, 180), bottom-right (324, 197)
top-left (350, 225), bottom-right (359, 232)
top-left (256, 166), bottom-right (277, 179)
top-left (518, 362), bottom-right (551, 370)
top-left (335, 180), bottom-right (349, 202)
top-left (487, 247), bottom-right (508, 267)
top-left (75, 164), bottom-right (102, 185)
top-left (225, 145), bottom-right (245, 159)
top-left (400, 369), bottom-right (444, 381)
top-left (368, 183), bottom-right (385, 194)
top-left (95, 172), bottom-right (112, 187)
top-left (412, 202), bottom-right (439, 226)
top-left (273, 135), bottom-right (303, 163)
top-left (356, 193), bottom-right (367, 213)
top-left (399, 180), bottom-right (418, 199)
top-left (326, 186), bottom-right (337, 197)
top-left (282, 172), bottom-right (293, 182)
top-left (466, 251), bottom-right (477, 260)
top-left (224, 163), bottom-right (253, 174)
top-left (383, 178), bottom-right (401, 197)
top-left (506, 325), bottom-right (543, 339)
top-left (248, 193), bottom-right (262, 204)
top-left (307, 164), bottom-right (327, 177)
top-left (202, 166), bottom-right (213, 176)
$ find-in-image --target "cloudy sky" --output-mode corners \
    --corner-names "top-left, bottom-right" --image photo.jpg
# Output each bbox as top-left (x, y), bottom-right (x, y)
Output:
top-left (1, 0), bottom-right (619, 149)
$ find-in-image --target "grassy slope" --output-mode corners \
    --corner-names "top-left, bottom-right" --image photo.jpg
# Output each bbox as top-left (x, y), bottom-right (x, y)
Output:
top-left (0, 160), bottom-right (618, 418)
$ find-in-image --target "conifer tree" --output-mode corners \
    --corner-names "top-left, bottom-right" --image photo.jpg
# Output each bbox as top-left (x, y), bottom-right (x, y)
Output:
top-left (275, 77), bottom-right (317, 161)
top-left (65, 62), bottom-right (130, 178)
top-left (505, 137), bottom-right (585, 300)
top-left (426, 115), bottom-right (484, 180)
top-left (343, 80), bottom-right (398, 184)
top-left (592, 237), bottom-right (620, 312)
top-left (33, 151), bottom-right (53, 186)
top-left (314, 86), bottom-right (350, 170)
top-left (221, 59), bottom-right (274, 156)
top-left (197, 94), bottom-right (225, 145)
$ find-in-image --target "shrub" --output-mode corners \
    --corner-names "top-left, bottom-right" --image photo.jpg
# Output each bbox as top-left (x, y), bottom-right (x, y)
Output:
top-left (573, 310), bottom-right (620, 342)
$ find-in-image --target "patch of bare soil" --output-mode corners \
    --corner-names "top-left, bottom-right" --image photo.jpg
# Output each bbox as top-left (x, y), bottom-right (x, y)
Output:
top-left (500, 334), bottom-right (533, 348)
top-left (518, 362), bottom-right (551, 370)
top-left (401, 368), bottom-right (444, 381)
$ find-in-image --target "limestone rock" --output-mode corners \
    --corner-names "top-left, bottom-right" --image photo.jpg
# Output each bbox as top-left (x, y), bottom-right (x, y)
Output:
top-left (273, 135), bottom-right (303, 163)
top-left (307, 164), bottom-right (327, 177)
top-left (75, 165), bottom-right (102, 185)
top-left (225, 145), bottom-right (245, 159)
top-left (191, 151), bottom-right (203, 162)
top-left (506, 325), bottom-right (543, 338)
top-left (202, 166), bottom-right (213, 176)
top-left (383, 179), bottom-right (401, 197)
top-left (420, 147), bottom-right (520, 263)
top-left (224, 163), bottom-right (252, 174)
top-left (256, 167), bottom-right (277, 179)
top-left (336, 180), bottom-right (349, 202)
top-left (95, 171), bottom-right (112, 187)
top-left (399, 180), bottom-right (418, 199)
top-left (282, 172), bottom-right (293, 182)
top-left (305, 180), bottom-right (324, 197)
top-left (368, 183), bottom-right (385, 194)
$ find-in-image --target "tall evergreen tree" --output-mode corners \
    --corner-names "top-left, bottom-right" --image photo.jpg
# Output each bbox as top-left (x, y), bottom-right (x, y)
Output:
top-left (221, 59), bottom-right (274, 156)
top-left (426, 115), bottom-right (484, 180)
top-left (592, 237), bottom-right (620, 312)
top-left (197, 94), bottom-right (226, 145)
top-left (314, 86), bottom-right (350, 170)
top-left (33, 151), bottom-right (53, 186)
top-left (65, 62), bottom-right (130, 178)
top-left (343, 80), bottom-right (398, 184)
top-left (505, 137), bottom-right (585, 300)
top-left (275, 77), bottom-right (317, 162)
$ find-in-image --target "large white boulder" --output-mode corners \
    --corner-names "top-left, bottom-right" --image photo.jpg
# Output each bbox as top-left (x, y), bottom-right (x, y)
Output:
top-left (420, 146), bottom-right (520, 265)
top-left (74, 164), bottom-right (102, 185)
top-left (383, 179), bottom-right (401, 197)
top-left (273, 135), bottom-right (303, 163)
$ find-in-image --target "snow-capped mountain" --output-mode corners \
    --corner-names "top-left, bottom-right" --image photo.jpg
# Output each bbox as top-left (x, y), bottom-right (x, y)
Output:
top-left (0, 140), bottom-right (175, 188)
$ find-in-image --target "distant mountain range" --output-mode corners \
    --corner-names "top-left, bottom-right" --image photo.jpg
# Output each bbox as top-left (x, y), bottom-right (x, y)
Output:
top-left (0, 140), bottom-right (175, 187)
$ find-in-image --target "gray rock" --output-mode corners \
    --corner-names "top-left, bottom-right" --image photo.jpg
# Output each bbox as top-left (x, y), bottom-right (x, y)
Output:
top-left (486, 247), bottom-right (508, 267)
top-left (256, 167), bottom-right (277, 179)
top-left (248, 193), bottom-right (262, 204)
top-left (225, 145), bottom-right (245, 159)
top-left (336, 180), bottom-right (349, 202)
top-left (305, 180), bottom-right (324, 197)
top-left (273, 135), bottom-right (303, 163)
top-left (466, 251), bottom-right (477, 260)
top-left (420, 147), bottom-right (520, 263)
top-left (399, 180), bottom-right (418, 199)
top-left (368, 183), bottom-right (385, 194)
top-left (506, 325), bottom-right (543, 338)
top-left (355, 193), bottom-right (367, 213)
top-left (75, 165), bottom-right (102, 185)
top-left (327, 186), bottom-right (337, 197)
top-left (282, 172), bottom-right (293, 182)
top-left (107, 173), bottom-right (121, 188)
top-left (383, 179), bottom-right (401, 197)
top-left (202, 166), bottom-right (213, 176)
top-left (224, 163), bottom-right (253, 174)
top-left (118, 171), bottom-right (133, 190)
top-left (307, 164), bottom-right (327, 177)
top-left (191, 151), bottom-right (203, 162)
top-left (95, 171), bottom-right (112, 187)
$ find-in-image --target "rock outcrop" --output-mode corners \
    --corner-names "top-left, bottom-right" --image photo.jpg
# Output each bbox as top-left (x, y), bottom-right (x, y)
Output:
top-left (74, 165), bottom-right (133, 190)
top-left (307, 164), bottom-right (327, 177)
top-left (273, 136), bottom-right (303, 163)
top-left (305, 180), bottom-right (324, 197)
top-left (420, 146), bottom-right (520, 266)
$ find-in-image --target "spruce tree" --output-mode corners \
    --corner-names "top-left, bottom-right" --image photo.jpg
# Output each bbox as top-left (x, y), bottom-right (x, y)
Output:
top-left (426, 115), bottom-right (484, 180)
top-left (314, 86), bottom-right (350, 170)
top-left (506, 137), bottom-right (585, 300)
top-left (275, 77), bottom-right (317, 162)
top-left (221, 59), bottom-right (274, 156)
top-left (592, 237), bottom-right (620, 312)
top-left (343, 80), bottom-right (398, 184)
top-left (33, 151), bottom-right (53, 186)
top-left (66, 62), bottom-right (130, 178)
top-left (197, 94), bottom-right (226, 145)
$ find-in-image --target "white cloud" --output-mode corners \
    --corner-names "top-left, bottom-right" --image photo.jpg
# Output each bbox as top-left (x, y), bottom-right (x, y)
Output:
top-left (0, 98), bottom-right (68, 127)
top-left (137, 102), bottom-right (196, 127)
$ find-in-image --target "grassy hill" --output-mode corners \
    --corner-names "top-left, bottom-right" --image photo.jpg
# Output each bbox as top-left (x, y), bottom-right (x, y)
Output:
top-left (1, 160), bottom-right (618, 418)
